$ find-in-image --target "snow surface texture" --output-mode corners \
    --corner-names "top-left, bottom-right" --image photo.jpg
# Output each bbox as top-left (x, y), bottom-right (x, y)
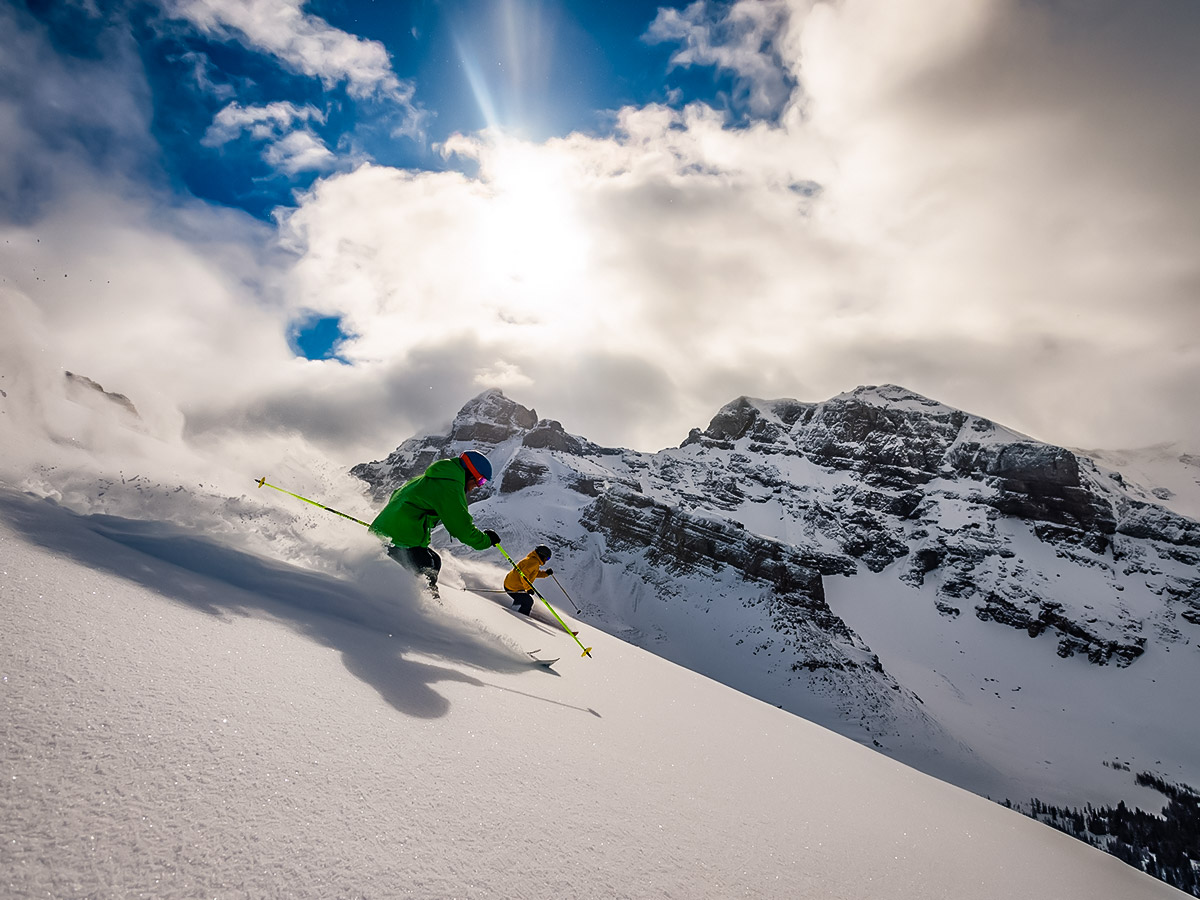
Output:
top-left (0, 489), bottom-right (1181, 900)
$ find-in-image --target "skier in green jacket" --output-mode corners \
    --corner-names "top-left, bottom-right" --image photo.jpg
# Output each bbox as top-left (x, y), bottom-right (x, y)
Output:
top-left (369, 450), bottom-right (500, 596)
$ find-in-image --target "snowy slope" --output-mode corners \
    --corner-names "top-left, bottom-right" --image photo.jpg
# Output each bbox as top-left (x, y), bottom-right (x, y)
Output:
top-left (0, 487), bottom-right (1184, 900)
top-left (1082, 444), bottom-right (1200, 522)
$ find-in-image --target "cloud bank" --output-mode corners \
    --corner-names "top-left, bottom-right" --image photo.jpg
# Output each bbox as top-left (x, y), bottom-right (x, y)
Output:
top-left (272, 0), bottom-right (1200, 452)
top-left (2, 0), bottom-right (1198, 511)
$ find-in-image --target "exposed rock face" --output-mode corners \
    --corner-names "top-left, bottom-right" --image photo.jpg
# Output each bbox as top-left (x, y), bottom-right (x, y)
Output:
top-left (499, 453), bottom-right (550, 495)
top-left (1117, 500), bottom-right (1200, 547)
top-left (582, 488), bottom-right (843, 601)
top-left (521, 419), bottom-right (596, 455)
top-left (452, 390), bottom-right (540, 443)
top-left (64, 371), bottom-right (140, 419)
top-left (796, 390), bottom-right (966, 486)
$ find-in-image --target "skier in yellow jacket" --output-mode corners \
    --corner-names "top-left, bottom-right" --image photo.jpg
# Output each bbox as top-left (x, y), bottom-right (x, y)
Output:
top-left (503, 545), bottom-right (552, 615)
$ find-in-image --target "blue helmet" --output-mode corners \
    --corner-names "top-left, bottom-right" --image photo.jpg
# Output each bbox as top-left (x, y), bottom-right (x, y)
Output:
top-left (460, 450), bottom-right (493, 483)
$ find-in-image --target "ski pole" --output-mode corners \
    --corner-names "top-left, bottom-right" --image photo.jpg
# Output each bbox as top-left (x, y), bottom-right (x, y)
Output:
top-left (497, 544), bottom-right (593, 658)
top-left (550, 573), bottom-right (582, 614)
top-left (255, 477), bottom-right (372, 528)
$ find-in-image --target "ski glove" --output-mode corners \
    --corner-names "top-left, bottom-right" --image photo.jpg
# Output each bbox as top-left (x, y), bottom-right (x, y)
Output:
top-left (543, 568), bottom-right (553, 576)
top-left (484, 529), bottom-right (501, 546)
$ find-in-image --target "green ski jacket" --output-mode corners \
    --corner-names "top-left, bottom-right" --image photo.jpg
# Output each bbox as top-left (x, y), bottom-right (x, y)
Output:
top-left (369, 458), bottom-right (492, 551)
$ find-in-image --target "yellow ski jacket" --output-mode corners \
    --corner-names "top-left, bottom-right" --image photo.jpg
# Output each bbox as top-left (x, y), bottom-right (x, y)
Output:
top-left (504, 550), bottom-right (550, 593)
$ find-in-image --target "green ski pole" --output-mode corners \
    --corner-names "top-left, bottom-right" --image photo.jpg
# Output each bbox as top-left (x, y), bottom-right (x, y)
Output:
top-left (255, 477), bottom-right (372, 528)
top-left (497, 544), bottom-right (593, 658)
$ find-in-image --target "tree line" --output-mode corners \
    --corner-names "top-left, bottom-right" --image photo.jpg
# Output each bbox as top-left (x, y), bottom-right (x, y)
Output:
top-left (1008, 772), bottom-right (1200, 896)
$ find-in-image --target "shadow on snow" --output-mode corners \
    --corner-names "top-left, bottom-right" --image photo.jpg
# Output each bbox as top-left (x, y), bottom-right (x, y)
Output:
top-left (0, 488), bottom-right (548, 720)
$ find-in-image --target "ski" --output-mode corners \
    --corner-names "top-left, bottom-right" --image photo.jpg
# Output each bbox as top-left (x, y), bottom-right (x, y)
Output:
top-left (465, 585), bottom-right (579, 634)
top-left (527, 651), bottom-right (559, 668)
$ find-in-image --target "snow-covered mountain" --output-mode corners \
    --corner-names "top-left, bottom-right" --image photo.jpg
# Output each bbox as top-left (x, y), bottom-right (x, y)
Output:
top-left (352, 387), bottom-right (1200, 817)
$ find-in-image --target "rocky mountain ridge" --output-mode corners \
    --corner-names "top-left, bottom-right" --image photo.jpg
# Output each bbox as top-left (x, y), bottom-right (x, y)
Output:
top-left (354, 386), bottom-right (1200, 662)
top-left (352, 386), bottom-right (1200, 805)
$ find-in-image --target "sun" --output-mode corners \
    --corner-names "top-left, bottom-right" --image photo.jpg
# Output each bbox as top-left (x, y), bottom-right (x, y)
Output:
top-left (478, 139), bottom-right (590, 307)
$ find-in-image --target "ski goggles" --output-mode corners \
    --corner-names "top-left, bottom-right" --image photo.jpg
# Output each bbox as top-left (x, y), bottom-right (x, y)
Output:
top-left (461, 453), bottom-right (488, 485)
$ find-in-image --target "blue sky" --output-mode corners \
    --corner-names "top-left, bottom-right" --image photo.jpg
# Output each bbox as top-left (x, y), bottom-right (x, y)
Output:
top-left (138, 1), bottom-right (707, 221)
top-left (3, 0), bottom-right (1199, 464)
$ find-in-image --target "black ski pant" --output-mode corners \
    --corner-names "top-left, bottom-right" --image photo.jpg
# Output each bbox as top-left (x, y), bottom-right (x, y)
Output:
top-left (387, 545), bottom-right (441, 592)
top-left (506, 590), bottom-right (533, 616)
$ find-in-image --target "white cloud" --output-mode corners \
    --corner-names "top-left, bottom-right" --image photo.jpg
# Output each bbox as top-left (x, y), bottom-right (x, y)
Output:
top-left (203, 102), bottom-right (335, 174)
top-left (163, 0), bottom-right (421, 133)
top-left (174, 49), bottom-right (237, 100)
top-left (262, 129), bottom-right (336, 175)
top-left (645, 0), bottom-right (796, 116)
top-left (202, 100), bottom-right (325, 146)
